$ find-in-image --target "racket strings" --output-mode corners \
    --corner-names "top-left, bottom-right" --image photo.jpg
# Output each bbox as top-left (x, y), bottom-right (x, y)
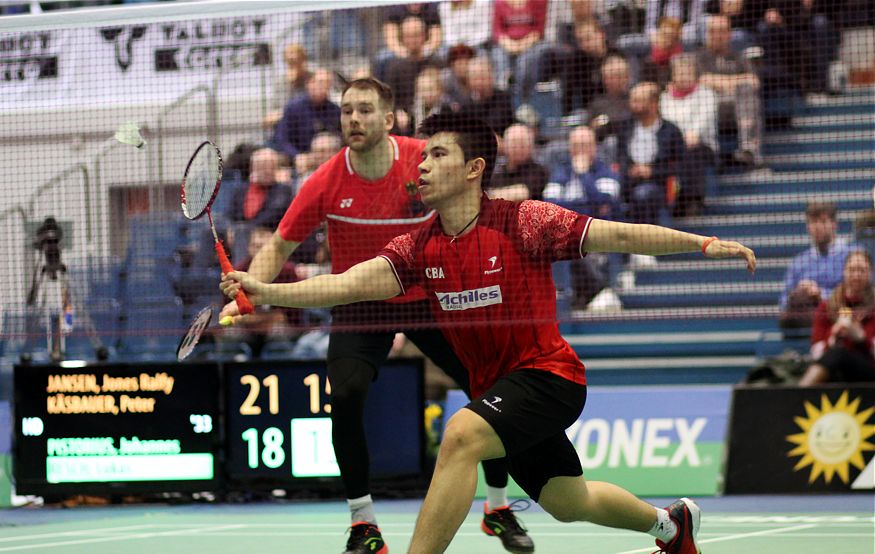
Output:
top-left (182, 147), bottom-right (220, 218)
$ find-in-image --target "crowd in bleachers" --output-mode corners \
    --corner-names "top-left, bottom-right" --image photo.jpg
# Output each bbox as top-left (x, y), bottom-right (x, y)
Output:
top-left (9, 1), bottom-right (873, 377)
top-left (243, 0), bottom-right (868, 312)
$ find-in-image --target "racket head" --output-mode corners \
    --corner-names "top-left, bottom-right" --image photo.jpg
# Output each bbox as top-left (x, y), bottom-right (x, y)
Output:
top-left (176, 306), bottom-right (213, 361)
top-left (181, 140), bottom-right (223, 220)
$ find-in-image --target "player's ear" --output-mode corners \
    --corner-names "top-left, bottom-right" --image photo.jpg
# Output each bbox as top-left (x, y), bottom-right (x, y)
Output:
top-left (467, 157), bottom-right (486, 181)
top-left (384, 109), bottom-right (395, 131)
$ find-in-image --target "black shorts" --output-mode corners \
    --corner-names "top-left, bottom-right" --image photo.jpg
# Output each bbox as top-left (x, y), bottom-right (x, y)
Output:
top-left (465, 369), bottom-right (587, 501)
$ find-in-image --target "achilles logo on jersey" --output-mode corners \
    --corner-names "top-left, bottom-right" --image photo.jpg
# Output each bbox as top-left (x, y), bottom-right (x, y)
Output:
top-left (435, 285), bottom-right (502, 311)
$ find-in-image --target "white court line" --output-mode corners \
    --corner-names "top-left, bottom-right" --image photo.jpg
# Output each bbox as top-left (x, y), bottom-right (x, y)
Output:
top-left (0, 525), bottom-right (155, 544)
top-left (612, 523), bottom-right (817, 554)
top-left (0, 524), bottom-right (246, 552)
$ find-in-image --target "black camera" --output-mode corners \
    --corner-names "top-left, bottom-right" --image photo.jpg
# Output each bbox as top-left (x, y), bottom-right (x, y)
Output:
top-left (33, 217), bottom-right (64, 274)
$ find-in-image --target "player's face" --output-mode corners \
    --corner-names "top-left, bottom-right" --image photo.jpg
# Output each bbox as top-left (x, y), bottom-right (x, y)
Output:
top-left (418, 133), bottom-right (472, 207)
top-left (341, 88), bottom-right (392, 152)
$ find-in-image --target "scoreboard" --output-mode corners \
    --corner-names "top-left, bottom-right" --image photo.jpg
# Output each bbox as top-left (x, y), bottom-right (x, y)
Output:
top-left (14, 363), bottom-right (220, 495)
top-left (225, 359), bottom-right (424, 487)
top-left (13, 359), bottom-right (424, 494)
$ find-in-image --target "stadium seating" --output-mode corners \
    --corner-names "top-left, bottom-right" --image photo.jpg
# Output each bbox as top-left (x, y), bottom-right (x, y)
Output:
top-left (561, 87), bottom-right (875, 384)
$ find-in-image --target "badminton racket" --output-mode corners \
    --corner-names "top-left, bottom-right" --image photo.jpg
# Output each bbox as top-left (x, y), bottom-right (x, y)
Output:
top-left (176, 306), bottom-right (212, 361)
top-left (180, 140), bottom-right (254, 316)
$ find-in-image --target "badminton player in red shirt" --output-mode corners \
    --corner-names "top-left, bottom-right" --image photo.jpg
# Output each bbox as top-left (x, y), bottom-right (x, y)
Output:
top-left (220, 80), bottom-right (532, 554)
top-left (221, 113), bottom-right (756, 554)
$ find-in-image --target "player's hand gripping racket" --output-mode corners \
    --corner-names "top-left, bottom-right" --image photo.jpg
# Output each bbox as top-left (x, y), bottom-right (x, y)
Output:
top-left (180, 140), bottom-right (254, 316)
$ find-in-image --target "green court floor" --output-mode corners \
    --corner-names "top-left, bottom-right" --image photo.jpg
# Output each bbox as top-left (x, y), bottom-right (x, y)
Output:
top-left (0, 499), bottom-right (872, 553)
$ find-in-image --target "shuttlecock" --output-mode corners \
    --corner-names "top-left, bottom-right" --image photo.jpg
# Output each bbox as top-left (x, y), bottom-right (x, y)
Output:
top-left (114, 122), bottom-right (146, 149)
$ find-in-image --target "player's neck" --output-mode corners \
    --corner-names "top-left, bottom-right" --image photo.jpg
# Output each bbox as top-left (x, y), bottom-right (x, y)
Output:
top-left (349, 136), bottom-right (394, 181)
top-left (439, 191), bottom-right (483, 239)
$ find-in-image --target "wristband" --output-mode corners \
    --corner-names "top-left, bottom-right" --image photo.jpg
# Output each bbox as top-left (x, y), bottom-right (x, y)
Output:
top-left (701, 236), bottom-right (718, 255)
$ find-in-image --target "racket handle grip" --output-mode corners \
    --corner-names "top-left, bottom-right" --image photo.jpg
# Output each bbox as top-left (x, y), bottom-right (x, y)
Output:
top-left (215, 241), bottom-right (254, 315)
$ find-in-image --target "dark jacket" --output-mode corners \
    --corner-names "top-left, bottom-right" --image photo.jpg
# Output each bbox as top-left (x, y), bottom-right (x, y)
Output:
top-left (458, 89), bottom-right (515, 135)
top-left (271, 95), bottom-right (341, 159)
top-left (615, 118), bottom-right (685, 196)
top-left (227, 182), bottom-right (294, 230)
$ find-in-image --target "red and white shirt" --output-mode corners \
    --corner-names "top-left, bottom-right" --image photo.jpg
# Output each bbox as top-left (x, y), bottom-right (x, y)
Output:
top-left (380, 196), bottom-right (592, 397)
top-left (279, 135), bottom-right (433, 305)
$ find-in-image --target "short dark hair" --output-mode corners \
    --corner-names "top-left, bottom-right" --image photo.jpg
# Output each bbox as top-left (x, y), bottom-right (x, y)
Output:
top-left (805, 201), bottom-right (837, 221)
top-left (342, 77), bottom-right (394, 111)
top-left (418, 113), bottom-right (498, 186)
top-left (447, 44), bottom-right (475, 65)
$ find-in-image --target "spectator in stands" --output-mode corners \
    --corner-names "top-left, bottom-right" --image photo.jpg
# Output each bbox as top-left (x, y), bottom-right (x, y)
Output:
top-left (750, 0), bottom-right (841, 95)
top-left (293, 132), bottom-right (343, 193)
top-left (615, 0), bottom-right (705, 55)
top-left (271, 69), bottom-right (340, 163)
top-left (779, 202), bottom-right (855, 328)
top-left (220, 226), bottom-right (301, 359)
top-left (378, 2), bottom-right (442, 79)
top-left (544, 126), bottom-right (622, 220)
top-left (408, 67), bottom-right (457, 134)
top-left (384, 17), bottom-right (439, 116)
top-left (616, 82), bottom-right (685, 225)
top-left (443, 44), bottom-right (476, 106)
top-left (639, 17), bottom-right (683, 88)
top-left (703, 0), bottom-right (751, 51)
top-left (439, 0), bottom-right (493, 54)
top-left (544, 126), bottom-right (623, 309)
top-left (263, 44), bottom-right (311, 130)
top-left (645, 0), bottom-right (706, 48)
top-left (227, 148), bottom-right (294, 230)
top-left (660, 54), bottom-right (718, 217)
top-left (458, 56), bottom-right (515, 135)
top-left (551, 0), bottom-right (616, 46)
top-left (800, 250), bottom-right (875, 385)
top-left (489, 124), bottom-right (548, 201)
top-left (491, 0), bottom-right (549, 104)
top-left (560, 18), bottom-right (612, 115)
top-left (587, 55), bottom-right (633, 143)
top-left (697, 14), bottom-right (763, 168)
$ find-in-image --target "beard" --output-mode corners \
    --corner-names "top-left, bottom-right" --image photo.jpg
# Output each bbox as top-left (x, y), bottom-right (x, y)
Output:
top-left (345, 129), bottom-right (383, 152)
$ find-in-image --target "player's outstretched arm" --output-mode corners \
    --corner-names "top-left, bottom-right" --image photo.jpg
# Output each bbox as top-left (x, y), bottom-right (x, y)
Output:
top-left (220, 257), bottom-right (402, 322)
top-left (584, 219), bottom-right (756, 273)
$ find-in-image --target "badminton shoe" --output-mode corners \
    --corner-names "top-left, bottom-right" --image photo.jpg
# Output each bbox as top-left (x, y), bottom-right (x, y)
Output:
top-left (481, 501), bottom-right (535, 553)
top-left (654, 497), bottom-right (701, 554)
top-left (343, 522), bottom-right (387, 554)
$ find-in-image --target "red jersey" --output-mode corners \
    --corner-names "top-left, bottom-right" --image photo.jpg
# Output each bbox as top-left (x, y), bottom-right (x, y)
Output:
top-left (278, 135), bottom-right (433, 305)
top-left (380, 196), bottom-right (591, 397)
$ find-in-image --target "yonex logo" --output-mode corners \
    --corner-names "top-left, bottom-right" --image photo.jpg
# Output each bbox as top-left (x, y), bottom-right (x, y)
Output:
top-left (436, 285), bottom-right (502, 311)
top-left (340, 198), bottom-right (354, 208)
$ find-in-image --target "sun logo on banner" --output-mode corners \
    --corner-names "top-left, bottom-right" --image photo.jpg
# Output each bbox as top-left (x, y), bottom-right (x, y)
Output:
top-left (786, 390), bottom-right (875, 484)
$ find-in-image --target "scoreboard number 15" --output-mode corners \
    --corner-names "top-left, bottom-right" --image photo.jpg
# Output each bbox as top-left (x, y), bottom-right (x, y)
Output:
top-left (238, 373), bottom-right (331, 416)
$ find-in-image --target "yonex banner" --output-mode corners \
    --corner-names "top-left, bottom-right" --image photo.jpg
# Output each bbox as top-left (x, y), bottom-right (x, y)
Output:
top-left (725, 385), bottom-right (875, 493)
top-left (444, 385), bottom-right (731, 497)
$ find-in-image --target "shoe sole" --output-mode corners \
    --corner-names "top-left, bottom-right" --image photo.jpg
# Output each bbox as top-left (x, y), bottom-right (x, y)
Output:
top-left (680, 497), bottom-right (702, 553)
top-left (480, 520), bottom-right (535, 554)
